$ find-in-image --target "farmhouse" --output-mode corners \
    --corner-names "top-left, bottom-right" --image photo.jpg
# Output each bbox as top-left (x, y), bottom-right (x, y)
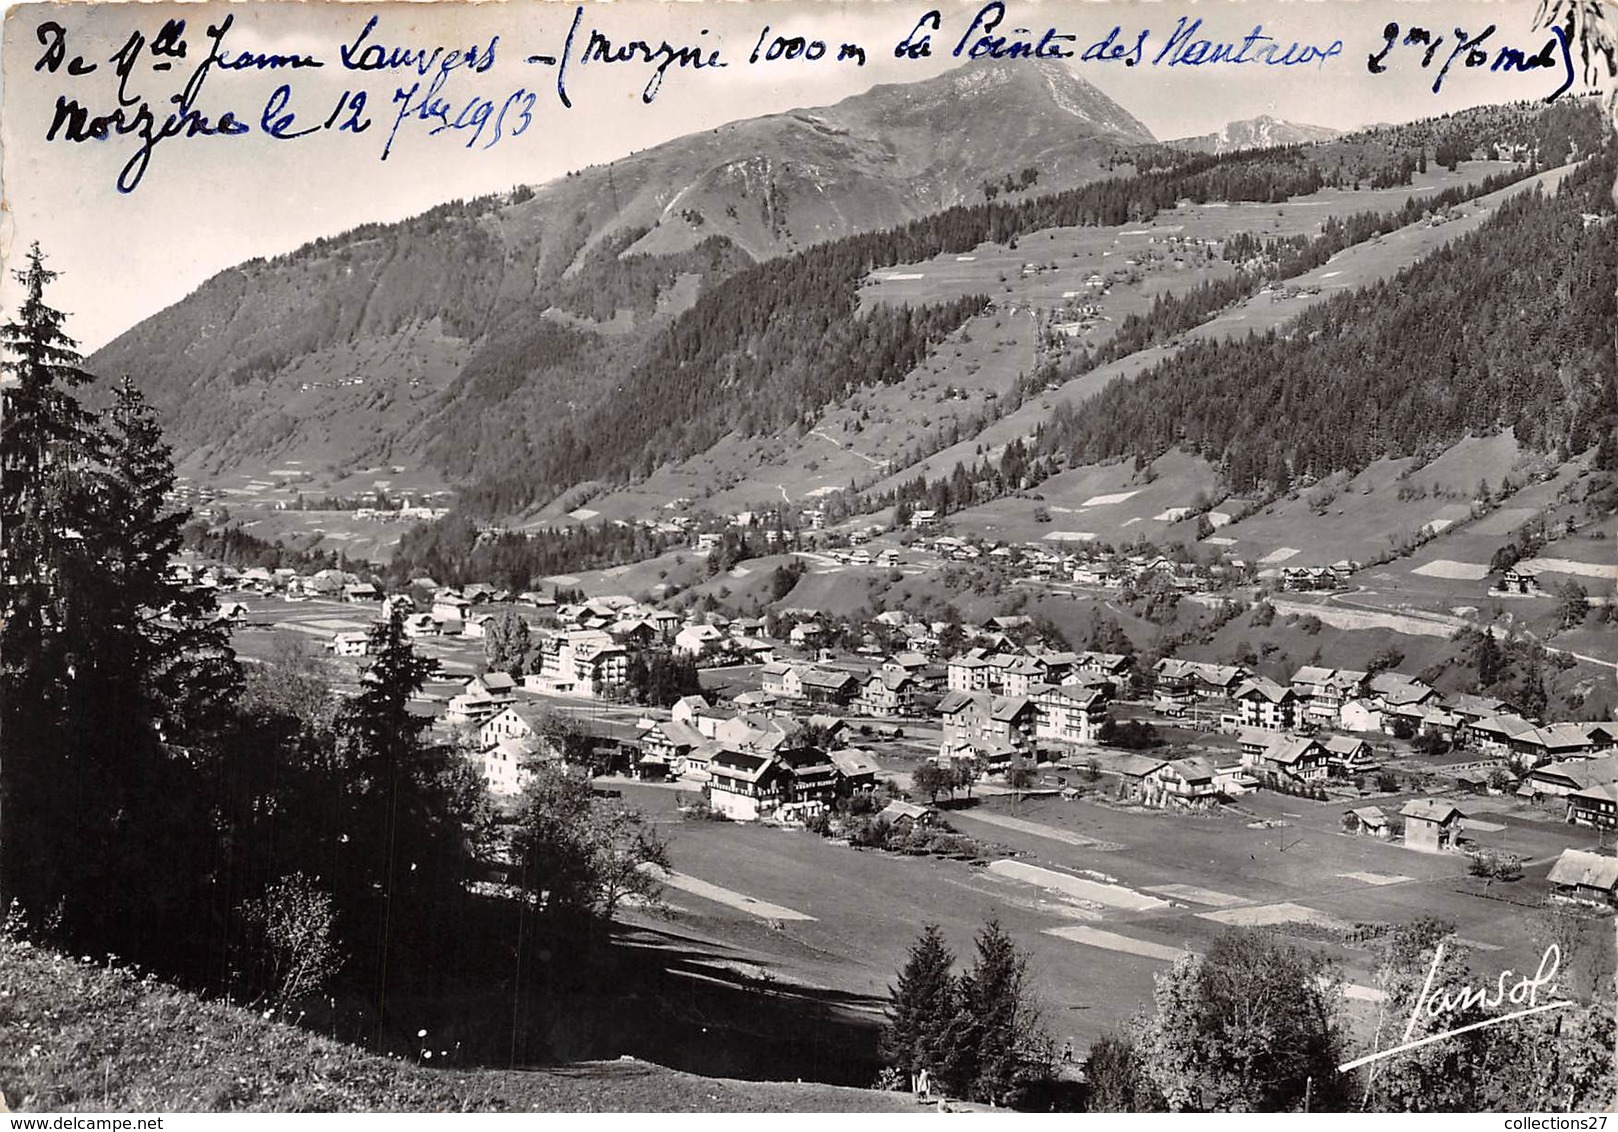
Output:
top-left (1342, 806), bottom-right (1391, 838)
top-left (1109, 754), bottom-right (1170, 801)
top-left (1566, 783), bottom-right (1618, 831)
top-left (800, 668), bottom-right (858, 707)
top-left (1400, 798), bottom-right (1466, 853)
top-left (1545, 849), bottom-right (1618, 907)
top-left (1527, 756), bottom-right (1618, 798)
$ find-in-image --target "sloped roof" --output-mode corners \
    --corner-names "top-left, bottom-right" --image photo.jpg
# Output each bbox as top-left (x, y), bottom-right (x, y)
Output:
top-left (830, 748), bottom-right (881, 778)
top-left (1265, 737), bottom-right (1321, 765)
top-left (1167, 756), bottom-right (1216, 783)
top-left (878, 800), bottom-right (932, 823)
top-left (1546, 849), bottom-right (1618, 891)
top-left (1235, 677), bottom-right (1292, 703)
top-left (710, 749), bottom-right (778, 783)
top-left (1348, 805), bottom-right (1388, 827)
top-left (938, 691), bottom-right (982, 716)
top-left (801, 668), bottom-right (857, 690)
top-left (1400, 798), bottom-right (1466, 823)
top-left (1111, 754), bottom-right (1169, 779)
top-left (989, 696), bottom-right (1034, 722)
top-left (1291, 665), bottom-right (1336, 685)
top-left (1322, 735), bottom-right (1371, 757)
top-left (1533, 756), bottom-right (1618, 791)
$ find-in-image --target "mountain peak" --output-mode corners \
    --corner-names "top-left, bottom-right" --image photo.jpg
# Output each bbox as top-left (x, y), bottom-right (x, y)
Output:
top-left (834, 58), bottom-right (1155, 145)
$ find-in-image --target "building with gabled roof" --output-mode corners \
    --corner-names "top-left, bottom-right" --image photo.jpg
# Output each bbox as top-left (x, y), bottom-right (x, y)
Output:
top-left (1546, 849), bottom-right (1618, 906)
top-left (1233, 677), bottom-right (1297, 731)
top-left (1400, 798), bottom-right (1466, 852)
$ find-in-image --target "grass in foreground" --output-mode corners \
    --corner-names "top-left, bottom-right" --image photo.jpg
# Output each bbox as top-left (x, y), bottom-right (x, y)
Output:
top-left (0, 935), bottom-right (914, 1113)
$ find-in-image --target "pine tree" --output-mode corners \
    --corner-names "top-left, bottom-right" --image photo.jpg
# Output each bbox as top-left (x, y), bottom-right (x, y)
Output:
top-left (883, 924), bottom-right (962, 1083)
top-left (0, 245), bottom-right (108, 935)
top-left (952, 919), bottom-right (1054, 1106)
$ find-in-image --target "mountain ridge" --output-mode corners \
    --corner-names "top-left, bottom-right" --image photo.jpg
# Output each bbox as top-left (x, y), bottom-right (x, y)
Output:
top-left (90, 57), bottom-right (1154, 485)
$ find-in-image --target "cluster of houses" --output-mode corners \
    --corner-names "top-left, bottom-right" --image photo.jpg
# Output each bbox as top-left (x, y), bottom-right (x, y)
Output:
top-left (458, 677), bottom-right (880, 822)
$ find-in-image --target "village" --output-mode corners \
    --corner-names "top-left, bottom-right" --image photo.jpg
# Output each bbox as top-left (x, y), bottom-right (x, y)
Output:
top-left (174, 540), bottom-right (1618, 917)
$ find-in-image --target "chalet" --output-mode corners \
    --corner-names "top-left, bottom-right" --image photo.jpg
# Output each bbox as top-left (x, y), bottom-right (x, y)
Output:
top-left (877, 799), bottom-right (936, 830)
top-left (1567, 783), bottom-right (1618, 831)
top-left (1321, 735), bottom-right (1378, 776)
top-left (1290, 666), bottom-right (1367, 726)
top-left (1529, 756), bottom-right (1618, 798)
top-left (647, 610), bottom-right (681, 639)
top-left (216, 602), bottom-right (251, 626)
top-left (1400, 799), bottom-right (1466, 852)
top-left (609, 619), bottom-right (659, 648)
top-left (830, 747), bottom-right (881, 792)
top-left (708, 749), bottom-right (787, 820)
top-left (343, 582), bottom-right (381, 603)
top-left (1545, 849), bottom-right (1618, 907)
top-left (1152, 659), bottom-right (1199, 716)
top-left (1445, 693), bottom-right (1513, 727)
top-left (1075, 651), bottom-right (1134, 694)
top-left (1109, 754), bottom-right (1170, 802)
top-left (432, 594), bottom-right (472, 621)
top-left (673, 624), bottom-right (725, 657)
top-left (910, 509), bottom-right (940, 530)
top-left (788, 622), bottom-right (823, 648)
top-left (1498, 567), bottom-right (1540, 595)
top-left (800, 668), bottom-right (858, 707)
top-left (466, 671), bottom-right (518, 699)
top-left (1469, 714), bottom-right (1541, 758)
top-left (857, 670), bottom-right (919, 717)
top-left (1342, 806), bottom-right (1392, 839)
top-left (328, 631), bottom-right (370, 658)
top-left (1158, 757), bottom-right (1220, 803)
top-left (401, 612), bottom-right (440, 638)
top-left (638, 720), bottom-right (705, 773)
top-left (1029, 683), bottom-right (1108, 745)
top-left (885, 652), bottom-right (938, 690)
top-left (1238, 728), bottom-right (1277, 760)
top-left (1255, 735), bottom-right (1328, 782)
top-left (777, 747), bottom-right (840, 811)
top-left (680, 740), bottom-right (721, 782)
top-left (1233, 677), bottom-right (1297, 731)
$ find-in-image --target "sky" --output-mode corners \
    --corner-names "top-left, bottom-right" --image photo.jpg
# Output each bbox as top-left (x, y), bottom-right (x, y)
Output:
top-left (0, 0), bottom-right (1596, 352)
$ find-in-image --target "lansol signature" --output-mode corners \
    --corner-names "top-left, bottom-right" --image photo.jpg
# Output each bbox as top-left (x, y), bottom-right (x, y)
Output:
top-left (1339, 942), bottom-right (1575, 1072)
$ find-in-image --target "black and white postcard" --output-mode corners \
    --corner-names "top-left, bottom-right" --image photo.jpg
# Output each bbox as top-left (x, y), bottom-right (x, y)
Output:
top-left (2, 0), bottom-right (1615, 1116)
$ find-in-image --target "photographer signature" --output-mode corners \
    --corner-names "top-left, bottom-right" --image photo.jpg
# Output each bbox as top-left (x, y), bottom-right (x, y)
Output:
top-left (1338, 942), bottom-right (1575, 1072)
